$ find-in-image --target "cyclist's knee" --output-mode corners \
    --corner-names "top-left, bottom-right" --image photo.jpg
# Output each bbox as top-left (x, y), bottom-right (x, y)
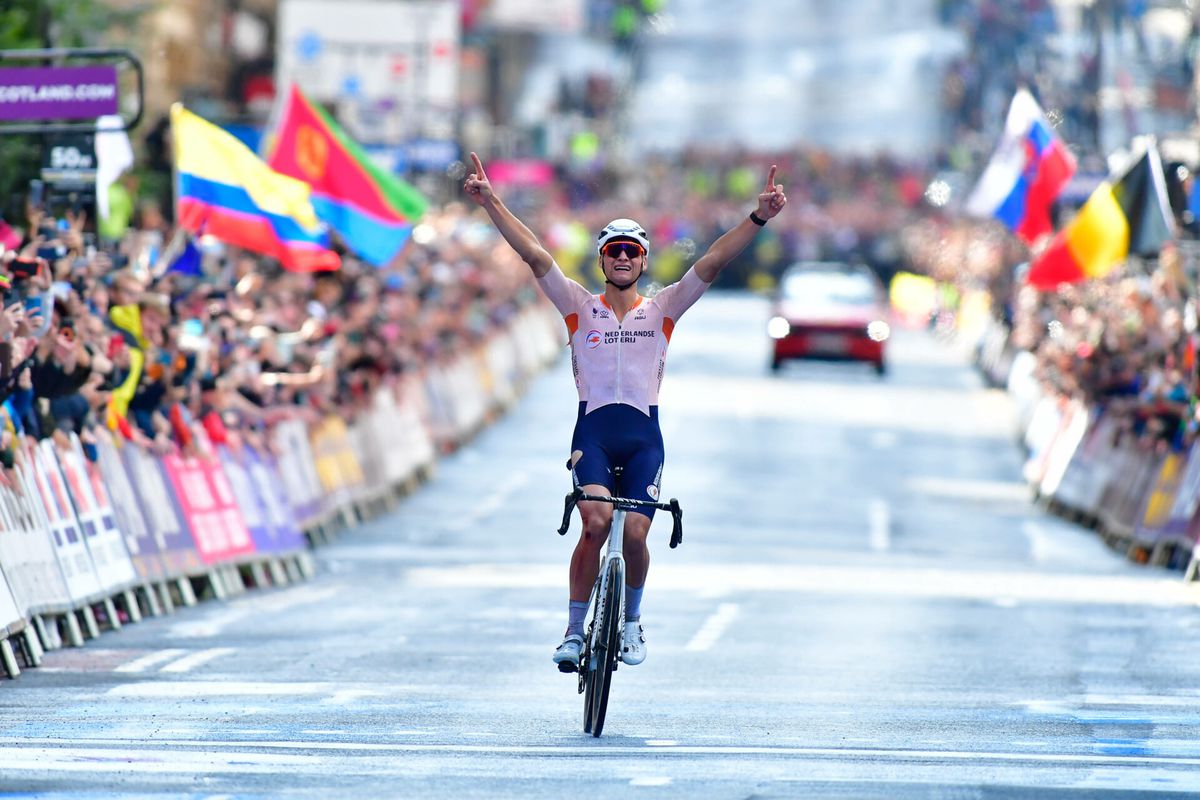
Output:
top-left (579, 504), bottom-right (612, 541)
top-left (623, 513), bottom-right (651, 543)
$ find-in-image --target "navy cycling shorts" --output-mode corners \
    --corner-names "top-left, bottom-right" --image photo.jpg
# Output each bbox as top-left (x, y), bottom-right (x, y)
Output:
top-left (570, 402), bottom-right (664, 519)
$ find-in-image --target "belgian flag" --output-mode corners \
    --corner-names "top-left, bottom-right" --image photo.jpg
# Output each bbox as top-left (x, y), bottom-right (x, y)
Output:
top-left (1027, 142), bottom-right (1175, 290)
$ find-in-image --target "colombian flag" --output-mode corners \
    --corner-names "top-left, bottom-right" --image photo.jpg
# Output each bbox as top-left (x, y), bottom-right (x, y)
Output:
top-left (268, 85), bottom-right (428, 266)
top-left (965, 89), bottom-right (1076, 244)
top-left (172, 105), bottom-right (339, 272)
top-left (1027, 143), bottom-right (1175, 290)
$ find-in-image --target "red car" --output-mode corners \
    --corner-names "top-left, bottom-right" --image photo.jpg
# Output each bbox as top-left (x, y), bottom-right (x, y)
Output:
top-left (768, 263), bottom-right (890, 376)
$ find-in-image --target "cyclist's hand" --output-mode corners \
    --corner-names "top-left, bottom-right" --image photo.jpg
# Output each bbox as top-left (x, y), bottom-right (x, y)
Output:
top-left (756, 164), bottom-right (787, 221)
top-left (463, 152), bottom-right (495, 206)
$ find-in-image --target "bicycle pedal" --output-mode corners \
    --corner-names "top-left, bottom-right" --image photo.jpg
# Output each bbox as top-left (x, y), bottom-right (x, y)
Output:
top-left (557, 661), bottom-right (578, 674)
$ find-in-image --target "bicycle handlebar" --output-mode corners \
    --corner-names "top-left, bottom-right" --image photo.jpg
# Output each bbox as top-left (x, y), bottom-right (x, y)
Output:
top-left (557, 487), bottom-right (684, 548)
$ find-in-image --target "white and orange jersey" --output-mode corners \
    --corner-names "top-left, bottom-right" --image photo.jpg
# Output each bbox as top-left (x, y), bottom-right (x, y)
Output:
top-left (537, 263), bottom-right (710, 416)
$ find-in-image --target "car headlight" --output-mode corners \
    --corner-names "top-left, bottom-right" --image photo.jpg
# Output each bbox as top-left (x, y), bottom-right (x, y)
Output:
top-left (767, 316), bottom-right (790, 339)
top-left (867, 320), bottom-right (890, 342)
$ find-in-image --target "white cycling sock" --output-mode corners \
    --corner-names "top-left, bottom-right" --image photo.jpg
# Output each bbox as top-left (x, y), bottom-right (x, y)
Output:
top-left (625, 584), bottom-right (644, 621)
top-left (566, 600), bottom-right (589, 637)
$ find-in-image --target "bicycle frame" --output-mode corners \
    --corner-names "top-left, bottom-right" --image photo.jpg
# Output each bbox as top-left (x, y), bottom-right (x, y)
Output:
top-left (557, 480), bottom-right (683, 736)
top-left (587, 505), bottom-right (626, 667)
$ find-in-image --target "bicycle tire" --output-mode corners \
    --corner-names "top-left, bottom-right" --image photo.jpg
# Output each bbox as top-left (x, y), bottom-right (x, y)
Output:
top-left (582, 580), bottom-right (600, 734)
top-left (588, 558), bottom-right (624, 737)
top-left (582, 622), bottom-right (594, 734)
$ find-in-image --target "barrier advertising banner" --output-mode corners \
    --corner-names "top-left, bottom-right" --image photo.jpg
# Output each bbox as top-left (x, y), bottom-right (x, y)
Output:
top-left (1135, 451), bottom-right (1187, 545)
top-left (0, 474), bottom-right (70, 615)
top-left (122, 445), bottom-right (205, 577)
top-left (246, 448), bottom-right (307, 553)
top-left (57, 437), bottom-right (137, 593)
top-left (95, 438), bottom-right (168, 581)
top-left (0, 564), bottom-right (22, 634)
top-left (160, 453), bottom-right (255, 565)
top-left (27, 442), bottom-right (102, 603)
top-left (216, 446), bottom-right (306, 556)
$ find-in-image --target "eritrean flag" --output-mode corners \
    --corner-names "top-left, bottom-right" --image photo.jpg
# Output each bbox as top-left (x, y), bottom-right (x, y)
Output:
top-left (965, 89), bottom-right (1076, 244)
top-left (268, 84), bottom-right (428, 266)
top-left (1027, 142), bottom-right (1175, 290)
top-left (171, 104), bottom-right (339, 272)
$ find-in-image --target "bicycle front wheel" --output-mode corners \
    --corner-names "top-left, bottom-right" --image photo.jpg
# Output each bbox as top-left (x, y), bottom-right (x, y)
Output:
top-left (586, 558), bottom-right (624, 737)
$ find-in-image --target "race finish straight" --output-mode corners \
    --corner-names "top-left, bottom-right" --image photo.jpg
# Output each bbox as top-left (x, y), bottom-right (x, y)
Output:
top-left (463, 152), bottom-right (787, 735)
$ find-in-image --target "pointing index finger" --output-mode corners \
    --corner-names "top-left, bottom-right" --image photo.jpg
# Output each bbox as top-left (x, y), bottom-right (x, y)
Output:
top-left (470, 152), bottom-right (487, 180)
top-left (765, 164), bottom-right (777, 191)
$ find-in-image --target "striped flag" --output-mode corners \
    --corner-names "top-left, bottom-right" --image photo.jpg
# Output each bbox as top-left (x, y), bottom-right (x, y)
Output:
top-left (1027, 142), bottom-right (1175, 290)
top-left (268, 84), bottom-right (427, 266)
top-left (172, 104), bottom-right (340, 273)
top-left (965, 89), bottom-right (1076, 244)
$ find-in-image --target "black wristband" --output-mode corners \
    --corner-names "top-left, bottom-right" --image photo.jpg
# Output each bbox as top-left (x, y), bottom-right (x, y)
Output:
top-left (749, 211), bottom-right (767, 227)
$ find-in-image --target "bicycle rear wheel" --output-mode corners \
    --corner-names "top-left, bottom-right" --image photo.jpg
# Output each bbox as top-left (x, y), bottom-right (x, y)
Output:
top-left (586, 558), bottom-right (624, 737)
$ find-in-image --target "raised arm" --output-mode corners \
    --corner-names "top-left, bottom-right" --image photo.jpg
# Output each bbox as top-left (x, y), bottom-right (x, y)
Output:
top-left (463, 152), bottom-right (554, 278)
top-left (692, 165), bottom-right (788, 283)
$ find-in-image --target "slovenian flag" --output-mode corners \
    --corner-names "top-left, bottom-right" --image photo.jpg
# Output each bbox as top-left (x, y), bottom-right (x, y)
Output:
top-left (171, 104), bottom-right (340, 272)
top-left (965, 89), bottom-right (1076, 244)
top-left (1026, 142), bottom-right (1175, 290)
top-left (268, 85), bottom-right (428, 267)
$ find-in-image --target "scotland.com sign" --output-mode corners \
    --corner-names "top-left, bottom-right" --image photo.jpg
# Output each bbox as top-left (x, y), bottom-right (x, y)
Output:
top-left (0, 65), bottom-right (118, 121)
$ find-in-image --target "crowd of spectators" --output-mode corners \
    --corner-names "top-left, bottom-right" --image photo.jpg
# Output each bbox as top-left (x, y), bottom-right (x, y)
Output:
top-left (926, 3), bottom-right (1200, 456)
top-left (500, 145), bottom-right (930, 291)
top-left (0, 134), bottom-right (939, 487)
top-left (0, 194), bottom-right (538, 482)
top-left (1003, 245), bottom-right (1200, 454)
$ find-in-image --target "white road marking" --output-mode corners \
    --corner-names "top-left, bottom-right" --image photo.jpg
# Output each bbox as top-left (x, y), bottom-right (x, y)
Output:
top-left (868, 498), bottom-right (890, 552)
top-left (113, 648), bottom-right (188, 674)
top-left (446, 471), bottom-right (530, 531)
top-left (685, 603), bottom-right (739, 652)
top-left (322, 690), bottom-right (384, 705)
top-left (7, 738), bottom-right (1200, 769)
top-left (870, 431), bottom-right (897, 449)
top-left (409, 562), bottom-right (1200, 607)
top-left (1025, 693), bottom-right (1200, 708)
top-left (1022, 520), bottom-right (1095, 565)
top-left (160, 648), bottom-right (236, 673)
top-left (630, 777), bottom-right (672, 786)
top-left (907, 476), bottom-right (1030, 503)
top-left (107, 681), bottom-right (348, 698)
top-left (0, 745), bottom-right (319, 774)
top-left (171, 586), bottom-right (342, 638)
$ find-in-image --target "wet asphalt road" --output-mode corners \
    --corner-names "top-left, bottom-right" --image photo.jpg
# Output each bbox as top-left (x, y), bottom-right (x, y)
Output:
top-left (4, 292), bottom-right (1200, 799)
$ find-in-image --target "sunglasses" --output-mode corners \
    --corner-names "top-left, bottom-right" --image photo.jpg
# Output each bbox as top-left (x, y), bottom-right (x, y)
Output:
top-left (601, 241), bottom-right (645, 259)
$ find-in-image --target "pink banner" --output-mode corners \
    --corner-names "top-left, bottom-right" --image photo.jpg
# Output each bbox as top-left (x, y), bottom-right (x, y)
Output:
top-left (487, 159), bottom-right (554, 187)
top-left (161, 453), bottom-right (256, 565)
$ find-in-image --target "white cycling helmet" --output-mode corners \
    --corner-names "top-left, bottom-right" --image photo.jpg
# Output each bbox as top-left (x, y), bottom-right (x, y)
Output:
top-left (596, 218), bottom-right (650, 257)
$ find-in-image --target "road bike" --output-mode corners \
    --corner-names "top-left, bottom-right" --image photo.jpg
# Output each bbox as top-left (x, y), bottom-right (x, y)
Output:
top-left (558, 467), bottom-right (683, 737)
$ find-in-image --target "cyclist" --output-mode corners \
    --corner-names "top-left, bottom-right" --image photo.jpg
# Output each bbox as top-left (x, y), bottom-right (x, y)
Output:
top-left (463, 152), bottom-right (786, 670)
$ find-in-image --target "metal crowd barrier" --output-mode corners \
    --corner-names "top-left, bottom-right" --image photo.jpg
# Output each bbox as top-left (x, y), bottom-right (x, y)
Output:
top-left (968, 312), bottom-right (1200, 580)
top-left (0, 303), bottom-right (565, 680)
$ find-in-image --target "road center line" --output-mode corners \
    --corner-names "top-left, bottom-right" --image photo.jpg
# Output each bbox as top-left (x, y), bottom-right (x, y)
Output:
top-left (685, 603), bottom-right (739, 651)
top-left (9, 738), bottom-right (1200, 768)
top-left (868, 498), bottom-right (890, 552)
top-left (446, 472), bottom-right (530, 531)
